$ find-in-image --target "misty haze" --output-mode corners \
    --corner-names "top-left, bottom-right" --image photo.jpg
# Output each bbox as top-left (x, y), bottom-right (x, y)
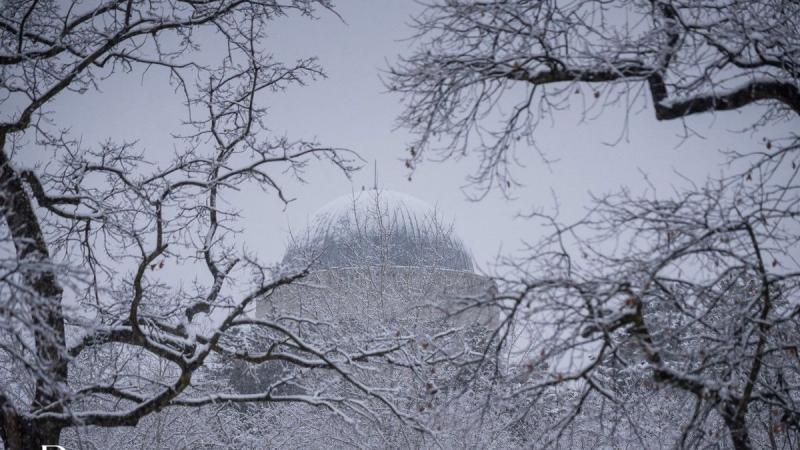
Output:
top-left (1, 1), bottom-right (798, 449)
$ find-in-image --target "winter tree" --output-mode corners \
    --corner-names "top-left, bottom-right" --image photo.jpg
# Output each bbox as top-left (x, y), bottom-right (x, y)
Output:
top-left (389, 1), bottom-right (800, 449)
top-left (82, 188), bottom-right (525, 449)
top-left (0, 1), bottom-right (441, 448)
top-left (253, 189), bottom-right (510, 448)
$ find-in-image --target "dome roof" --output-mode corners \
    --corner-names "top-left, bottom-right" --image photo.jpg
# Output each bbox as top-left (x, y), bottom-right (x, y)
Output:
top-left (284, 189), bottom-right (473, 271)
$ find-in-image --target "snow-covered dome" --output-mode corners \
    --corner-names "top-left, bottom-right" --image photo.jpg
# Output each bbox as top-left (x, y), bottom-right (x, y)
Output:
top-left (284, 189), bottom-right (474, 271)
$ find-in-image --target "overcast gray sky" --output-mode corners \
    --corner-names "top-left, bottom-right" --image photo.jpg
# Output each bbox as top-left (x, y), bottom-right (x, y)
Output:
top-left (42, 0), bottom-right (798, 271)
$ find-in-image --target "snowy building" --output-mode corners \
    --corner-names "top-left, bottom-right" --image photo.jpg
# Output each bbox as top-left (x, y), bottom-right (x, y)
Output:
top-left (256, 189), bottom-right (497, 332)
top-left (229, 190), bottom-right (504, 448)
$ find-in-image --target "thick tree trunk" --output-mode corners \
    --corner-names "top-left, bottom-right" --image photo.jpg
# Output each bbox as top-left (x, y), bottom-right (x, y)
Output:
top-left (0, 133), bottom-right (68, 448)
top-left (728, 422), bottom-right (752, 450)
top-left (1, 410), bottom-right (63, 450)
top-left (722, 403), bottom-right (752, 450)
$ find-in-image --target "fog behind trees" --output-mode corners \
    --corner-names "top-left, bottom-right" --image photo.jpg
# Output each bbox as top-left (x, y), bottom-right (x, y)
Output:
top-left (1, 1), bottom-right (798, 449)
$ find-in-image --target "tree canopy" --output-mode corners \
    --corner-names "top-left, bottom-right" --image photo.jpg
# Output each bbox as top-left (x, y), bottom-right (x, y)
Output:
top-left (390, 1), bottom-right (800, 449)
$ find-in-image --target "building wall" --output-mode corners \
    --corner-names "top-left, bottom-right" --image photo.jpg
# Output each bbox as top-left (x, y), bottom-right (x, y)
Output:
top-left (256, 266), bottom-right (497, 332)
